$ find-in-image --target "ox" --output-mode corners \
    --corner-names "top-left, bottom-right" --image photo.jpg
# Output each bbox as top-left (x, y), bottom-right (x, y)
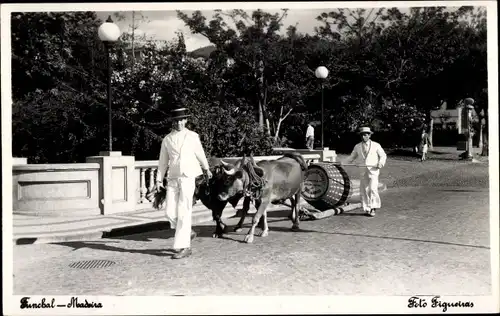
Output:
top-left (194, 159), bottom-right (246, 238)
top-left (151, 157), bottom-right (246, 238)
top-left (216, 153), bottom-right (308, 243)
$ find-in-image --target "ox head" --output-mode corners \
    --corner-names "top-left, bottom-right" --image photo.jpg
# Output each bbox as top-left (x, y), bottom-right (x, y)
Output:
top-left (216, 159), bottom-right (248, 201)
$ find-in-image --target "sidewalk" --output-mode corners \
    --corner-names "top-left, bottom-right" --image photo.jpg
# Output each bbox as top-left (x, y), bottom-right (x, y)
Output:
top-left (13, 180), bottom-right (387, 245)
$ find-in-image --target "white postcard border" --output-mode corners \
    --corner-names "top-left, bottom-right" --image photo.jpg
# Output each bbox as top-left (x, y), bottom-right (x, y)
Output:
top-left (2, 1), bottom-right (498, 315)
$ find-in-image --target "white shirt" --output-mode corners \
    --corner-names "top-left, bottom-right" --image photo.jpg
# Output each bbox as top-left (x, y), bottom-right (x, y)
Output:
top-left (158, 128), bottom-right (210, 180)
top-left (306, 125), bottom-right (314, 138)
top-left (343, 140), bottom-right (387, 173)
top-left (362, 140), bottom-right (371, 156)
top-left (165, 129), bottom-right (188, 179)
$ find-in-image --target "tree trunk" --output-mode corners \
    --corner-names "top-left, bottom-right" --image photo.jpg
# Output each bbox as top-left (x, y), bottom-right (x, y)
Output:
top-left (255, 60), bottom-right (266, 132)
top-left (274, 118), bottom-right (284, 144)
top-left (273, 107), bottom-right (293, 144)
top-left (258, 101), bottom-right (264, 130)
top-left (265, 119), bottom-right (271, 137)
top-left (262, 87), bottom-right (271, 136)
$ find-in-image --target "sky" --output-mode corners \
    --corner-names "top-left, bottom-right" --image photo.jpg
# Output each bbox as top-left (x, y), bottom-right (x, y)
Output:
top-left (96, 9), bottom-right (328, 51)
top-left (96, 5), bottom-right (473, 52)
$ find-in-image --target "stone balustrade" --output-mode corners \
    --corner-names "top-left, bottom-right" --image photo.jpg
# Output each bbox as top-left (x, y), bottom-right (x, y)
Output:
top-left (134, 161), bottom-right (159, 209)
top-left (13, 163), bottom-right (101, 216)
top-left (11, 151), bottom-right (328, 217)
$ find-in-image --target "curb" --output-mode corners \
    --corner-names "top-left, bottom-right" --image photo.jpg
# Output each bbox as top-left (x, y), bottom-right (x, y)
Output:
top-left (13, 183), bottom-right (387, 245)
top-left (14, 209), bottom-right (238, 245)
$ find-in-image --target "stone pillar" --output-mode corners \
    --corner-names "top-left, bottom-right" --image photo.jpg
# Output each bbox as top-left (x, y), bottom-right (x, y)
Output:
top-left (13, 157), bottom-right (28, 165)
top-left (86, 151), bottom-right (135, 215)
top-left (320, 149), bottom-right (337, 162)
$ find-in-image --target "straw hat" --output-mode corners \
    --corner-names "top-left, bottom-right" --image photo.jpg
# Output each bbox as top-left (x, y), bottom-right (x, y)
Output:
top-left (170, 107), bottom-right (190, 120)
top-left (358, 127), bottom-right (373, 134)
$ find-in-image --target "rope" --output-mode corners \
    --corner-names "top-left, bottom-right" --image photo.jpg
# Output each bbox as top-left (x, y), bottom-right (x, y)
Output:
top-left (241, 157), bottom-right (267, 200)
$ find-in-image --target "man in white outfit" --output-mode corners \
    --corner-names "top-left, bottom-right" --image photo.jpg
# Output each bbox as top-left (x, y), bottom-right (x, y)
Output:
top-left (342, 127), bottom-right (387, 217)
top-left (157, 107), bottom-right (212, 259)
top-left (305, 122), bottom-right (315, 150)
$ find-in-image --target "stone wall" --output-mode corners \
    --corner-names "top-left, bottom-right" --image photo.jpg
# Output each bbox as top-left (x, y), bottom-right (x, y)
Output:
top-left (12, 150), bottom-right (328, 217)
top-left (13, 163), bottom-right (101, 216)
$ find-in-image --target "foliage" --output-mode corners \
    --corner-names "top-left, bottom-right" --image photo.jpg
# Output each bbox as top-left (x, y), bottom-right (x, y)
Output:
top-left (315, 8), bottom-right (388, 41)
top-left (12, 89), bottom-right (108, 163)
top-left (11, 12), bottom-right (107, 99)
top-left (11, 12), bottom-right (112, 162)
top-left (177, 9), bottom-right (320, 141)
top-left (10, 7), bottom-right (489, 162)
top-left (188, 101), bottom-right (274, 157)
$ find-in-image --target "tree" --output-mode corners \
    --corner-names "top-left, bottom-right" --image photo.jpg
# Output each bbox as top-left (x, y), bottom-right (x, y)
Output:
top-left (11, 12), bottom-right (108, 100)
top-left (315, 7), bottom-right (387, 42)
top-left (11, 12), bottom-right (117, 162)
top-left (110, 31), bottom-right (273, 159)
top-left (12, 8), bottom-right (488, 162)
top-left (113, 11), bottom-right (151, 68)
top-left (178, 9), bottom-right (307, 139)
top-left (314, 7), bottom-right (396, 144)
top-left (367, 7), bottom-right (483, 148)
top-left (442, 8), bottom-right (488, 155)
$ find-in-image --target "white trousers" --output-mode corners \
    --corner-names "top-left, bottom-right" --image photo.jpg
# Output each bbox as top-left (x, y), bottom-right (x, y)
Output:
top-left (421, 144), bottom-right (428, 154)
top-left (359, 170), bottom-right (381, 212)
top-left (164, 176), bottom-right (196, 249)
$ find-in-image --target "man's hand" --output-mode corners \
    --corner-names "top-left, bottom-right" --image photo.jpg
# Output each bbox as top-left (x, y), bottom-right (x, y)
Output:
top-left (156, 180), bottom-right (164, 189)
top-left (377, 163), bottom-right (383, 169)
top-left (204, 169), bottom-right (213, 179)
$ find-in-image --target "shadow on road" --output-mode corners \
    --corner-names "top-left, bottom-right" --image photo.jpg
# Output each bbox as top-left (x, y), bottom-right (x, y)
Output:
top-left (53, 241), bottom-right (177, 257)
top-left (438, 189), bottom-right (484, 193)
top-left (336, 212), bottom-right (368, 217)
top-left (428, 151), bottom-right (448, 155)
top-left (267, 226), bottom-right (490, 250)
top-left (388, 148), bottom-right (421, 158)
top-left (426, 157), bottom-right (463, 161)
top-left (51, 221), bottom-right (488, 257)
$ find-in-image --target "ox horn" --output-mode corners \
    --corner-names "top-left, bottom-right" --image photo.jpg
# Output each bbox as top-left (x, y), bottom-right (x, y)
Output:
top-left (220, 160), bottom-right (235, 171)
top-left (223, 167), bottom-right (236, 175)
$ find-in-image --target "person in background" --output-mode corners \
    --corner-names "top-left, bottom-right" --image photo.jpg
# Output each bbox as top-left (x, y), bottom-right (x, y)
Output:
top-left (305, 122), bottom-right (315, 150)
top-left (157, 107), bottom-right (212, 259)
top-left (419, 126), bottom-right (430, 161)
top-left (342, 127), bottom-right (387, 217)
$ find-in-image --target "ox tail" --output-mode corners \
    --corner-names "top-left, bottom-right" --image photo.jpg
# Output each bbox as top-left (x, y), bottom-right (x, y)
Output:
top-left (282, 152), bottom-right (308, 172)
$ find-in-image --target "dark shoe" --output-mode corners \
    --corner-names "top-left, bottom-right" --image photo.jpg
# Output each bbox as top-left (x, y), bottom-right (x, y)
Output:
top-left (191, 230), bottom-right (197, 240)
top-left (172, 248), bottom-right (192, 259)
top-left (368, 209), bottom-right (376, 217)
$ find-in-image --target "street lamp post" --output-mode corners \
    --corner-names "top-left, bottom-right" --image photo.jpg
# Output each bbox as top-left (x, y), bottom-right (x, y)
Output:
top-left (98, 16), bottom-right (121, 153)
top-left (315, 66), bottom-right (329, 149)
top-left (464, 97), bottom-right (475, 161)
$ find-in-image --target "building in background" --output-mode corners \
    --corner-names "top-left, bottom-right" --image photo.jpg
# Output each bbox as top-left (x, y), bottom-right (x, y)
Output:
top-left (431, 101), bottom-right (479, 131)
top-left (431, 101), bottom-right (482, 147)
top-left (124, 45), bottom-right (146, 62)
